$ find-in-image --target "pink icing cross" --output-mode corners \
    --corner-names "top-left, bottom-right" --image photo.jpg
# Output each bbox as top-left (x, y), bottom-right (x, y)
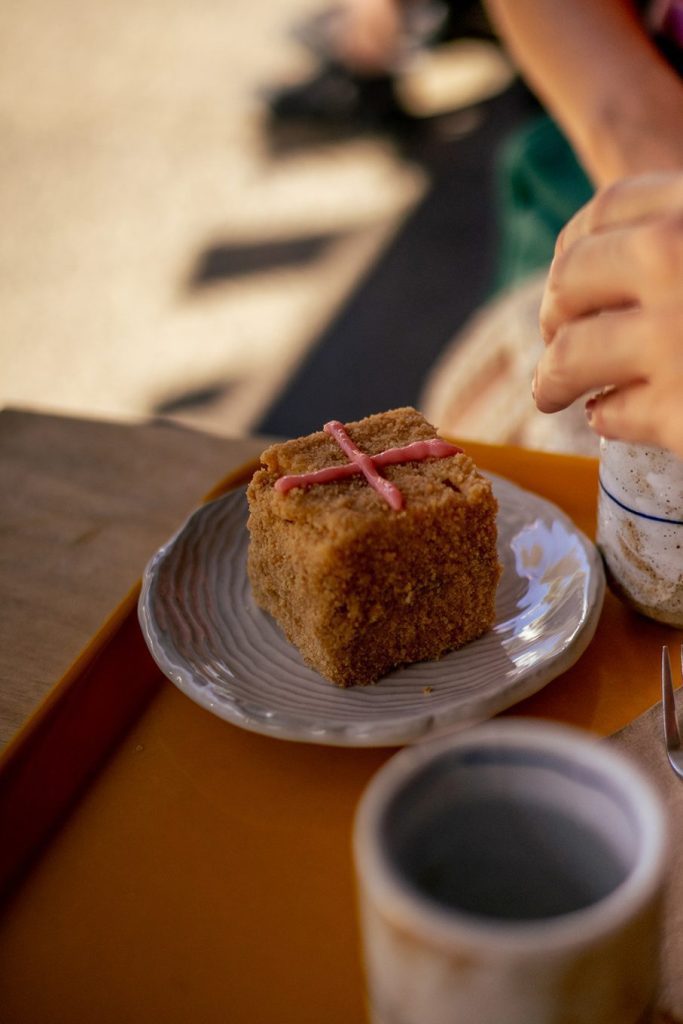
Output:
top-left (274, 419), bottom-right (462, 511)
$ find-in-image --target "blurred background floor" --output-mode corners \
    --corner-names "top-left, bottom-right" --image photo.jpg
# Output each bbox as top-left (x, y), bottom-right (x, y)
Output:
top-left (0, 0), bottom-right (550, 443)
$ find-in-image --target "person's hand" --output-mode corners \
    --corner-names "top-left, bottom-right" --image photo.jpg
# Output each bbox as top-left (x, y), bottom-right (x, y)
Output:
top-left (534, 172), bottom-right (683, 457)
top-left (334, 0), bottom-right (403, 74)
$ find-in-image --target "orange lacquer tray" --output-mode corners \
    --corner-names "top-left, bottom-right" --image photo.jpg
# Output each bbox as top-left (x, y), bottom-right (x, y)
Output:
top-left (0, 444), bottom-right (676, 1024)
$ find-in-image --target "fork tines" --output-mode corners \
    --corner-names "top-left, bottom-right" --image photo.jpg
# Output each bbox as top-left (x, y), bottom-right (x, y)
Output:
top-left (662, 645), bottom-right (683, 751)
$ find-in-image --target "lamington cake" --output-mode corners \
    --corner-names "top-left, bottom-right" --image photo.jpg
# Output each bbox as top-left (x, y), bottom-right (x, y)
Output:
top-left (246, 407), bottom-right (501, 687)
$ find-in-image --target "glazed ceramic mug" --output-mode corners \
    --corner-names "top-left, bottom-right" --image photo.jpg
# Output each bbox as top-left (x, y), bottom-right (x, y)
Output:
top-left (353, 720), bottom-right (667, 1024)
top-left (598, 439), bottom-right (683, 627)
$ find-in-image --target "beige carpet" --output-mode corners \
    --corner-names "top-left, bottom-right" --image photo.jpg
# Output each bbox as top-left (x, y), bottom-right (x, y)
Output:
top-left (1, 1), bottom-right (593, 454)
top-left (0, 0), bottom-right (425, 437)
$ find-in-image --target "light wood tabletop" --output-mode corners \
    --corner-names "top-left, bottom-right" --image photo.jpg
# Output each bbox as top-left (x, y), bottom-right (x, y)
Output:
top-left (0, 406), bottom-right (271, 749)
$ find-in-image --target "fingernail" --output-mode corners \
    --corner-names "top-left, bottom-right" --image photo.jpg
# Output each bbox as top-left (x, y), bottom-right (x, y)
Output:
top-left (531, 368), bottom-right (538, 401)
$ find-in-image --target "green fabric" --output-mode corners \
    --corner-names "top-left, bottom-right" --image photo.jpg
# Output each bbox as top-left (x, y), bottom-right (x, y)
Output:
top-left (494, 114), bottom-right (594, 291)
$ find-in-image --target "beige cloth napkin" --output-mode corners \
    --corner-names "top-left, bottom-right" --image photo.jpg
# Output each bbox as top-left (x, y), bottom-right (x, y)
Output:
top-left (610, 688), bottom-right (683, 1023)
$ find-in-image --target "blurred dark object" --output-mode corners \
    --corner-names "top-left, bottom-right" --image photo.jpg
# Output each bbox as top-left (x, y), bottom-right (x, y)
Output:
top-left (188, 231), bottom-right (345, 288)
top-left (263, 1), bottom-right (498, 132)
top-left (257, 79), bottom-right (538, 439)
top-left (267, 66), bottom-right (405, 131)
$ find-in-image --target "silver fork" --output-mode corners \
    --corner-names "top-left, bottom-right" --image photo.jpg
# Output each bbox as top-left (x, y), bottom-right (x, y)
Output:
top-left (662, 645), bottom-right (683, 779)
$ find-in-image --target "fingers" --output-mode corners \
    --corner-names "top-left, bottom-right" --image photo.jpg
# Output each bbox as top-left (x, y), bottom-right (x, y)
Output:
top-left (540, 213), bottom-right (683, 342)
top-left (540, 226), bottom-right (642, 342)
top-left (533, 301), bottom-right (683, 459)
top-left (555, 172), bottom-right (683, 255)
top-left (534, 308), bottom-right (648, 413)
top-left (586, 382), bottom-right (683, 458)
top-left (535, 171), bottom-right (683, 457)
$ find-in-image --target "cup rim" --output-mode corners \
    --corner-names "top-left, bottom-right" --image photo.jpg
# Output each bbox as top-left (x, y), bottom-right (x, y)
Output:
top-left (353, 719), bottom-right (668, 953)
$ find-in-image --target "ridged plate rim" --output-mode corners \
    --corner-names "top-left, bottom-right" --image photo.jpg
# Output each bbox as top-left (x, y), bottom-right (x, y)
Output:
top-left (138, 474), bottom-right (605, 747)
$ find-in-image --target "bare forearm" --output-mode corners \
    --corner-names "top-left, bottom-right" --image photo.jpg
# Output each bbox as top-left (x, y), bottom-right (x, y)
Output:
top-left (485, 0), bottom-right (683, 185)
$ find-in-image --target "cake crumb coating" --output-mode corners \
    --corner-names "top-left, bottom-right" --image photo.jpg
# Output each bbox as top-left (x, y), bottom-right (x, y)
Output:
top-left (246, 407), bottom-right (501, 686)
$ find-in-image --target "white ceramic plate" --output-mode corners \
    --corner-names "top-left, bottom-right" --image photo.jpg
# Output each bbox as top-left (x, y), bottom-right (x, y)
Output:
top-left (138, 475), bottom-right (605, 747)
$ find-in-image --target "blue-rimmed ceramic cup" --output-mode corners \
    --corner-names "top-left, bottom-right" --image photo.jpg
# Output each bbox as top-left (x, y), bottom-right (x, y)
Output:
top-left (353, 720), bottom-right (667, 1024)
top-left (598, 439), bottom-right (683, 626)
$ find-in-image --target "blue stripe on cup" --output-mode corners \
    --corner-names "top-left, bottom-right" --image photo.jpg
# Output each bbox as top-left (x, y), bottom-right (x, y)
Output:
top-left (599, 475), bottom-right (683, 525)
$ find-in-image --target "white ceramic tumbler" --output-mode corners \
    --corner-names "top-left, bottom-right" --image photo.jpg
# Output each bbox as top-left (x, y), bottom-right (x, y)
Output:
top-left (598, 439), bottom-right (683, 626)
top-left (353, 720), bottom-right (668, 1024)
